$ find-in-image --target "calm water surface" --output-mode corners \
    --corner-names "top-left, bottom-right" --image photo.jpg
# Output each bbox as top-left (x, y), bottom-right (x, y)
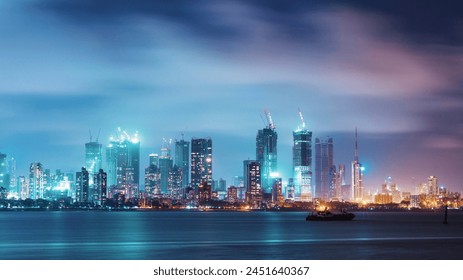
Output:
top-left (1, 211), bottom-right (462, 259)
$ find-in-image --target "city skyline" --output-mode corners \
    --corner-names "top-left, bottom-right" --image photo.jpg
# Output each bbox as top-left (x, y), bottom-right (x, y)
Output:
top-left (1, 0), bottom-right (463, 193)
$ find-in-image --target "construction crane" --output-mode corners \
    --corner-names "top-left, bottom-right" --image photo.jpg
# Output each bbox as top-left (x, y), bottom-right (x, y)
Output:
top-left (264, 109), bottom-right (275, 130)
top-left (96, 128), bottom-right (101, 142)
top-left (298, 108), bottom-right (306, 129)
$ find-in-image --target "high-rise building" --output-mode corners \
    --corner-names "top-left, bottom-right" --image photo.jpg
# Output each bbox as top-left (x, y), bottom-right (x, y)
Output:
top-left (0, 153), bottom-right (7, 189)
top-left (8, 157), bottom-right (16, 191)
top-left (76, 167), bottom-right (89, 203)
top-left (328, 165), bottom-right (337, 200)
top-left (244, 160), bottom-right (262, 207)
top-left (315, 137), bottom-right (334, 200)
top-left (233, 175), bottom-right (245, 201)
top-left (271, 177), bottom-right (284, 203)
top-left (29, 163), bottom-right (44, 200)
top-left (54, 175), bottom-right (71, 199)
top-left (351, 128), bottom-right (364, 202)
top-left (213, 178), bottom-right (227, 192)
top-left (144, 163), bottom-right (161, 197)
top-left (94, 169), bottom-right (107, 205)
top-left (174, 139), bottom-right (190, 189)
top-left (106, 128), bottom-right (140, 198)
top-left (256, 125), bottom-right (277, 194)
top-left (198, 181), bottom-right (212, 204)
top-left (211, 178), bottom-right (227, 200)
top-left (190, 138), bottom-right (212, 193)
top-left (159, 150), bottom-right (173, 195)
top-left (333, 164), bottom-right (346, 200)
top-left (43, 169), bottom-right (52, 199)
top-left (428, 176), bottom-right (438, 196)
top-left (286, 178), bottom-right (295, 200)
top-left (168, 165), bottom-right (183, 199)
top-left (292, 114), bottom-right (312, 202)
top-left (17, 176), bottom-right (27, 200)
top-left (227, 186), bottom-right (238, 204)
top-left (85, 140), bottom-right (102, 185)
top-left (149, 153), bottom-right (159, 166)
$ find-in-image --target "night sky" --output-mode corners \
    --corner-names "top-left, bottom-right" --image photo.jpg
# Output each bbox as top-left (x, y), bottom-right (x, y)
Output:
top-left (1, 0), bottom-right (463, 193)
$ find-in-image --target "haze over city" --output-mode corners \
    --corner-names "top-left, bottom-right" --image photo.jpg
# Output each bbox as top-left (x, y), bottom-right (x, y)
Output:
top-left (1, 0), bottom-right (463, 193)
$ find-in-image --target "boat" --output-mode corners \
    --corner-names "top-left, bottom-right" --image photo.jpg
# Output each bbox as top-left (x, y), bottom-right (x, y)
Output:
top-left (306, 209), bottom-right (355, 221)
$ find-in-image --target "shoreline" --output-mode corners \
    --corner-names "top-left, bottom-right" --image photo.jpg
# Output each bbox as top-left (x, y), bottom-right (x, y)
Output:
top-left (0, 207), bottom-right (459, 213)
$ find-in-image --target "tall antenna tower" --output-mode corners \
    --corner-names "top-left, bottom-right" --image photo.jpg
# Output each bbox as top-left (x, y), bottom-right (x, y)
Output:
top-left (298, 108), bottom-right (306, 129)
top-left (354, 127), bottom-right (359, 162)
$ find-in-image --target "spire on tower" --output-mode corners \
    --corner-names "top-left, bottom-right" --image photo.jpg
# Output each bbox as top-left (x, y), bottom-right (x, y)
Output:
top-left (354, 127), bottom-right (359, 162)
top-left (298, 108), bottom-right (306, 129)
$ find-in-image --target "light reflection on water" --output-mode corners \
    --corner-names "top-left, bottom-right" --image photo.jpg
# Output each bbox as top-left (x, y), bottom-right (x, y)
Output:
top-left (1, 211), bottom-right (462, 260)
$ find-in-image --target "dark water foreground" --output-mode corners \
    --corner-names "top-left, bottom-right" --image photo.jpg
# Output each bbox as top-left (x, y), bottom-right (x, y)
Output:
top-left (1, 211), bottom-right (462, 260)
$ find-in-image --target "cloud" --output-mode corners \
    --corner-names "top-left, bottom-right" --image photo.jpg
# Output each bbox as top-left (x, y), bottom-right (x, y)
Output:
top-left (2, 0), bottom-right (463, 189)
top-left (32, 1), bottom-right (463, 98)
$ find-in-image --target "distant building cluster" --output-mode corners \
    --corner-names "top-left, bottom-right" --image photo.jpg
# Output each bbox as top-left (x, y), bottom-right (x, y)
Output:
top-left (0, 114), bottom-right (462, 210)
top-left (371, 175), bottom-right (461, 210)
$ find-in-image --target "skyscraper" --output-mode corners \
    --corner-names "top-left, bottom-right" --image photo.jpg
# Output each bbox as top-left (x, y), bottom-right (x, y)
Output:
top-left (328, 165), bottom-right (337, 200)
top-left (428, 175), bottom-right (438, 195)
top-left (292, 112), bottom-right (312, 201)
top-left (174, 139), bottom-right (190, 189)
top-left (190, 138), bottom-right (212, 194)
top-left (351, 128), bottom-right (364, 202)
top-left (244, 160), bottom-right (261, 207)
top-left (144, 163), bottom-right (161, 197)
top-left (333, 164), bottom-right (346, 200)
top-left (0, 153), bottom-right (7, 189)
top-left (105, 128), bottom-right (140, 198)
top-left (256, 121), bottom-right (277, 194)
top-left (94, 169), bottom-right (107, 205)
top-left (29, 162), bottom-right (44, 199)
top-left (149, 153), bottom-right (159, 166)
top-left (85, 139), bottom-right (102, 185)
top-left (76, 167), bottom-right (89, 203)
top-left (159, 140), bottom-right (173, 194)
top-left (8, 157), bottom-right (16, 191)
top-left (17, 176), bottom-right (27, 200)
top-left (168, 165), bottom-right (183, 199)
top-left (315, 137), bottom-right (334, 200)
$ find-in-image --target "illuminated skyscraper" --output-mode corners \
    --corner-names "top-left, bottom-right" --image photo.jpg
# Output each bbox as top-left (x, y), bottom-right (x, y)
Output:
top-left (17, 176), bottom-right (27, 200)
top-left (43, 169), bottom-right (51, 199)
top-left (272, 177), bottom-right (284, 203)
top-left (8, 157), bottom-right (16, 191)
top-left (149, 153), bottom-right (159, 166)
top-left (292, 111), bottom-right (312, 201)
top-left (168, 165), bottom-right (183, 199)
top-left (0, 153), bottom-right (7, 189)
top-left (29, 162), bottom-right (44, 199)
top-left (190, 138), bottom-right (212, 194)
top-left (85, 139), bottom-right (102, 185)
top-left (94, 169), bottom-right (107, 205)
top-left (144, 163), bottom-right (161, 197)
top-left (333, 164), bottom-right (346, 200)
top-left (244, 160), bottom-right (261, 207)
top-left (105, 128), bottom-right (140, 198)
top-left (315, 137), bottom-right (333, 200)
top-left (428, 175), bottom-right (438, 195)
top-left (76, 167), bottom-right (89, 203)
top-left (351, 128), bottom-right (364, 202)
top-left (174, 138), bottom-right (190, 189)
top-left (227, 186), bottom-right (238, 204)
top-left (159, 139), bottom-right (173, 194)
top-left (256, 126), bottom-right (277, 193)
